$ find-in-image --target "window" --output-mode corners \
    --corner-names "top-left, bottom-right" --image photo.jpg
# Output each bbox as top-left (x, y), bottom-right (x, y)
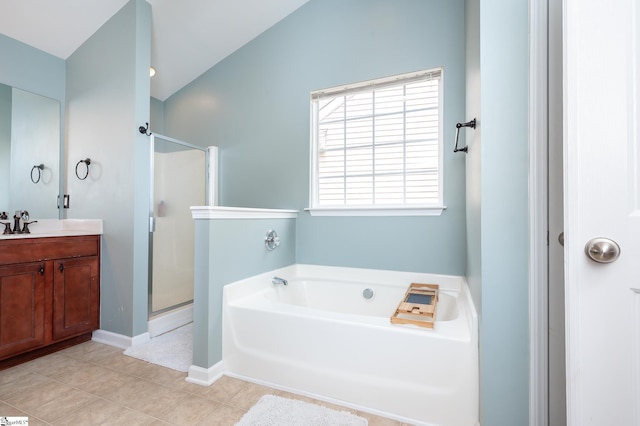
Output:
top-left (309, 68), bottom-right (444, 216)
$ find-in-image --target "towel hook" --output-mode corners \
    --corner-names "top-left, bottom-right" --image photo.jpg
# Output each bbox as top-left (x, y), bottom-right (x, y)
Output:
top-left (139, 122), bottom-right (152, 136)
top-left (453, 118), bottom-right (476, 153)
top-left (31, 164), bottom-right (44, 184)
top-left (75, 158), bottom-right (91, 180)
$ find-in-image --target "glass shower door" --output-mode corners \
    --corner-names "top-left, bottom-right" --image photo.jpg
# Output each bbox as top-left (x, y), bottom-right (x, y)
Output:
top-left (149, 134), bottom-right (206, 315)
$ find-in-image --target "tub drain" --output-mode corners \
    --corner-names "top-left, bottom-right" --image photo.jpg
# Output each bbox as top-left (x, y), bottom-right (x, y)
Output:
top-left (362, 288), bottom-right (375, 300)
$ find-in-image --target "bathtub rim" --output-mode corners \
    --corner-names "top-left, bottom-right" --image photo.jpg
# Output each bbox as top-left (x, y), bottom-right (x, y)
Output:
top-left (223, 263), bottom-right (478, 346)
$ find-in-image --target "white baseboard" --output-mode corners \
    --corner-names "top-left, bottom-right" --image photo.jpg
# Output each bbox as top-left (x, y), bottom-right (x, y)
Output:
top-left (92, 329), bottom-right (150, 349)
top-left (131, 332), bottom-right (150, 346)
top-left (148, 305), bottom-right (193, 337)
top-left (186, 361), bottom-right (225, 386)
top-left (92, 329), bottom-right (133, 349)
top-left (92, 305), bottom-right (192, 350)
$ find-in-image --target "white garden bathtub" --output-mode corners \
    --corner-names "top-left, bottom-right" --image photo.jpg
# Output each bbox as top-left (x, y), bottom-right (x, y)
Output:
top-left (222, 264), bottom-right (478, 426)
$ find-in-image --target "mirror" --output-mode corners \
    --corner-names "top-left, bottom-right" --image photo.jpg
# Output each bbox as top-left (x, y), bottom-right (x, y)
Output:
top-left (0, 83), bottom-right (60, 219)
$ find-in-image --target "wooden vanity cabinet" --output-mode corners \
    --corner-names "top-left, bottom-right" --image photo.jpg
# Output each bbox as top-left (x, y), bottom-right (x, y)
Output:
top-left (0, 235), bottom-right (100, 368)
top-left (52, 256), bottom-right (100, 341)
top-left (0, 262), bottom-right (47, 359)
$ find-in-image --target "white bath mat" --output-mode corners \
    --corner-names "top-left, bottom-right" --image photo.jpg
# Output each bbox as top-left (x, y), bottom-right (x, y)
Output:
top-left (236, 394), bottom-right (368, 426)
top-left (123, 323), bottom-right (192, 372)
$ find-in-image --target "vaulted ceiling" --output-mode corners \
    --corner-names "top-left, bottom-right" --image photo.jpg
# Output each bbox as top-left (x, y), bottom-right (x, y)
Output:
top-left (0, 0), bottom-right (310, 100)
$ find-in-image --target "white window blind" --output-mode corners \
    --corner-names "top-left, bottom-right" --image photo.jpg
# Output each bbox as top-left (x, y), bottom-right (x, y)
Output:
top-left (310, 68), bottom-right (443, 213)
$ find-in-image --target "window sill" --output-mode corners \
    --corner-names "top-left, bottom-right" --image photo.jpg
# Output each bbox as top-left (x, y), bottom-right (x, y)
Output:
top-left (305, 206), bottom-right (446, 217)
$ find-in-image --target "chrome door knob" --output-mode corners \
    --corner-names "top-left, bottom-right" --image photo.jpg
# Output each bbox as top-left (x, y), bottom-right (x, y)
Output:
top-left (584, 237), bottom-right (621, 263)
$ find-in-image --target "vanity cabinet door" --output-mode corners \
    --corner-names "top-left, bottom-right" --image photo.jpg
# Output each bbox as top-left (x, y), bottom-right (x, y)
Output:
top-left (0, 262), bottom-right (47, 360)
top-left (52, 256), bottom-right (99, 341)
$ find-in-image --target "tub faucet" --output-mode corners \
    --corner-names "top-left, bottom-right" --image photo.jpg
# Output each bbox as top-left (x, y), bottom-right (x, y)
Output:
top-left (272, 276), bottom-right (288, 286)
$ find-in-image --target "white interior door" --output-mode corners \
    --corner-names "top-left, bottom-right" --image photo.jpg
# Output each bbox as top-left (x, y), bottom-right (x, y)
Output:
top-left (548, 0), bottom-right (565, 423)
top-left (564, 0), bottom-right (639, 424)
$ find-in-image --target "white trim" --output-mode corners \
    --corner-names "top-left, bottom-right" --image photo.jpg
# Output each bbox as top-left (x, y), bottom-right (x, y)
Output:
top-left (186, 361), bottom-right (225, 386)
top-left (305, 206), bottom-right (445, 217)
top-left (529, 0), bottom-right (550, 425)
top-left (148, 304), bottom-right (193, 338)
top-left (191, 206), bottom-right (298, 220)
top-left (633, 289), bottom-right (640, 426)
top-left (563, 0), bottom-right (581, 423)
top-left (91, 329), bottom-right (138, 349)
top-left (206, 146), bottom-right (219, 207)
top-left (92, 329), bottom-right (151, 349)
top-left (131, 332), bottom-right (151, 346)
top-left (632, 5), bottom-right (640, 426)
top-left (311, 68), bottom-right (442, 98)
top-left (151, 133), bottom-right (207, 152)
top-left (92, 308), bottom-right (193, 349)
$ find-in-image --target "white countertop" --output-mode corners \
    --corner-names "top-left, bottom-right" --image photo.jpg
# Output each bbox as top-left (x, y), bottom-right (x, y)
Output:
top-left (0, 219), bottom-right (103, 240)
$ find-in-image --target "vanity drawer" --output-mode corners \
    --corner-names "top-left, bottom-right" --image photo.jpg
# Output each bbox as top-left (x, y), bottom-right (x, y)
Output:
top-left (0, 236), bottom-right (100, 266)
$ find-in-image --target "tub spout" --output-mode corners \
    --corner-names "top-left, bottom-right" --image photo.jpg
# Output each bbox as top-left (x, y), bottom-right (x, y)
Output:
top-left (272, 276), bottom-right (288, 286)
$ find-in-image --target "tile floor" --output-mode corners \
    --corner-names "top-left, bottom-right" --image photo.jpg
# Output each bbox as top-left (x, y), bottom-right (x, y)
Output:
top-left (0, 341), bottom-right (408, 425)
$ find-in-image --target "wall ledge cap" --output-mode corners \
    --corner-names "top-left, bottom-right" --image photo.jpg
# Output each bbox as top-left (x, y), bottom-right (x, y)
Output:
top-left (190, 206), bottom-right (298, 220)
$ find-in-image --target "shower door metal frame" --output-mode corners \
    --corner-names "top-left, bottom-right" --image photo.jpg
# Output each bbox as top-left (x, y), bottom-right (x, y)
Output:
top-left (148, 133), bottom-right (210, 317)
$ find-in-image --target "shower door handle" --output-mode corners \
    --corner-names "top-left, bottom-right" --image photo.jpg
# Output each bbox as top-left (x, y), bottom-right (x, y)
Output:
top-left (149, 216), bottom-right (156, 233)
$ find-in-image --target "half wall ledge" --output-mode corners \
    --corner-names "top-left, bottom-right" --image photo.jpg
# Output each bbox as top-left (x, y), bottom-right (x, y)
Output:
top-left (190, 206), bottom-right (298, 220)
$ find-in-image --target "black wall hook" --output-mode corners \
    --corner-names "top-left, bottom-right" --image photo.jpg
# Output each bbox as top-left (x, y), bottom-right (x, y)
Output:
top-left (139, 122), bottom-right (152, 136)
top-left (453, 118), bottom-right (476, 153)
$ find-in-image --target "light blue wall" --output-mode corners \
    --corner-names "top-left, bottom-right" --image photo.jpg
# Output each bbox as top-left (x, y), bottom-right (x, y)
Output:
top-left (0, 85), bottom-right (10, 211)
top-left (163, 0), bottom-right (467, 276)
top-left (0, 34), bottom-right (66, 220)
top-left (465, 0), bottom-right (530, 424)
top-left (192, 217), bottom-right (296, 367)
top-left (9, 89), bottom-right (60, 219)
top-left (465, 0), bottom-right (482, 315)
top-left (131, 0), bottom-right (153, 337)
top-left (1, 1), bottom-right (151, 338)
top-left (65, 0), bottom-right (151, 337)
top-left (150, 97), bottom-right (165, 134)
top-left (0, 34), bottom-right (65, 102)
top-left (1, 0), bottom-right (530, 421)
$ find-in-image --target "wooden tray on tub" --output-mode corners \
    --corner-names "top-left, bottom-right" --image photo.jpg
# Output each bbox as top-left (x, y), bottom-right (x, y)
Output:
top-left (390, 283), bottom-right (439, 329)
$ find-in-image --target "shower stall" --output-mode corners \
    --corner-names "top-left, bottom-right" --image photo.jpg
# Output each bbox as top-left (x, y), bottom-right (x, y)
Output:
top-left (149, 134), bottom-right (217, 318)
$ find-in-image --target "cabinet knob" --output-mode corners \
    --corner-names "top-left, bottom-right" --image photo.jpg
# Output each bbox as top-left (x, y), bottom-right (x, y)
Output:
top-left (59, 263), bottom-right (64, 272)
top-left (39, 264), bottom-right (44, 275)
